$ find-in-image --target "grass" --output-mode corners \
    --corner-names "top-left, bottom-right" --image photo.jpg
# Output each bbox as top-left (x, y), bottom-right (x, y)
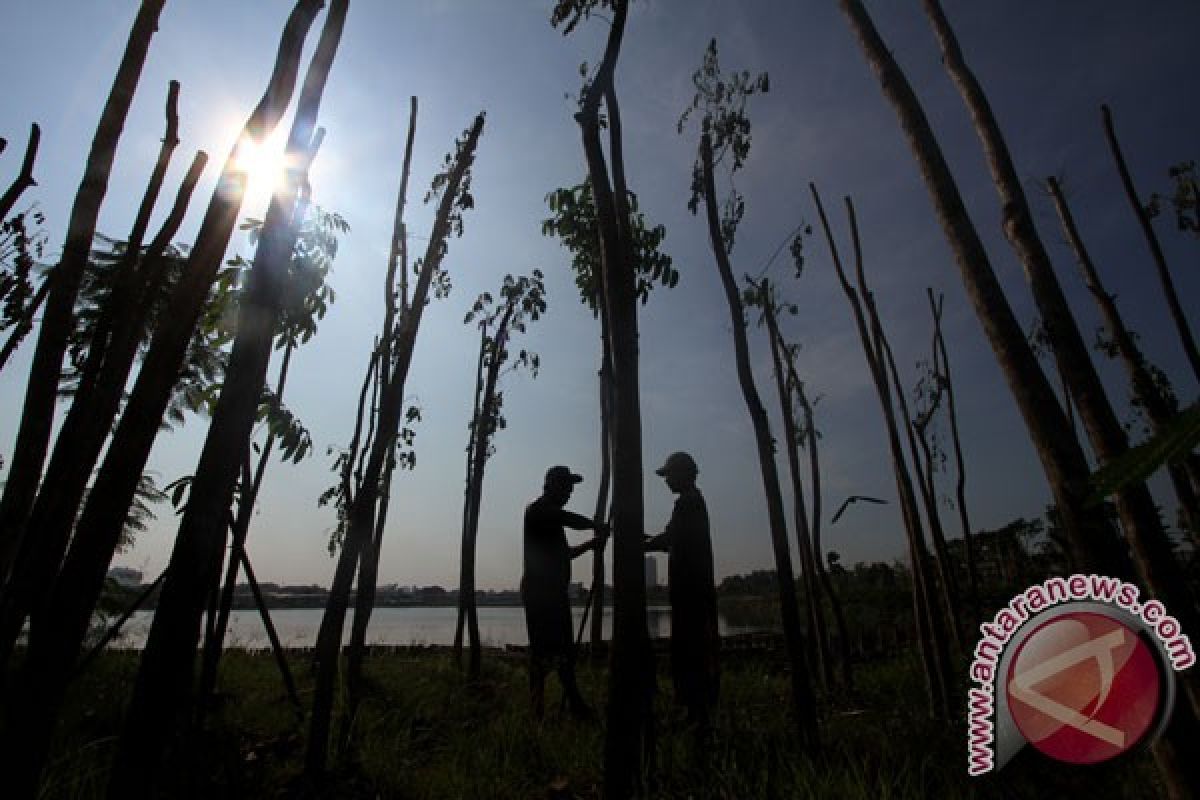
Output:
top-left (30, 645), bottom-right (1169, 799)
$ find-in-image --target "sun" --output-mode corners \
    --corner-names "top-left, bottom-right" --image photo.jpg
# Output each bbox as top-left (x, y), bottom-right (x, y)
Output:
top-left (232, 128), bottom-right (292, 212)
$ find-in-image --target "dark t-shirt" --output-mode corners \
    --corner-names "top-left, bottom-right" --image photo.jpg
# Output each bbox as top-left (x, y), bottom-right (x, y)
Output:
top-left (655, 487), bottom-right (716, 601)
top-left (521, 495), bottom-right (593, 657)
top-left (648, 486), bottom-right (720, 708)
top-left (522, 496), bottom-right (593, 589)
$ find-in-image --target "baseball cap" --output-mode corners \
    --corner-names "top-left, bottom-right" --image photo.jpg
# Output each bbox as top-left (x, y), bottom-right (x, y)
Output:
top-left (544, 465), bottom-right (584, 487)
top-left (655, 451), bottom-right (698, 477)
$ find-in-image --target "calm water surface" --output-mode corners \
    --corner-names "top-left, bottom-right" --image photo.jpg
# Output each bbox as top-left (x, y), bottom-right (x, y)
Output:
top-left (117, 606), bottom-right (764, 649)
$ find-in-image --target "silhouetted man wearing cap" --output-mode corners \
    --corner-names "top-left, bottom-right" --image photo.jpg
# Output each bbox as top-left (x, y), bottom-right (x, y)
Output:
top-left (522, 465), bottom-right (608, 720)
top-left (645, 451), bottom-right (720, 729)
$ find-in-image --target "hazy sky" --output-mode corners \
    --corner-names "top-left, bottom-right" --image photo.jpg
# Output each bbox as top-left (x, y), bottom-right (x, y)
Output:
top-left (1, 1), bottom-right (1197, 591)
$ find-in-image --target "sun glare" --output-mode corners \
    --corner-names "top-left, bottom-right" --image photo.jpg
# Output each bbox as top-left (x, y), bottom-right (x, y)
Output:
top-left (234, 133), bottom-right (288, 188)
top-left (231, 127), bottom-right (295, 215)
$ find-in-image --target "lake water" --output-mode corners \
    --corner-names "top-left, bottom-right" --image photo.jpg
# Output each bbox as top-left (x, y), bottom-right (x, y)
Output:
top-left (115, 606), bottom-right (765, 649)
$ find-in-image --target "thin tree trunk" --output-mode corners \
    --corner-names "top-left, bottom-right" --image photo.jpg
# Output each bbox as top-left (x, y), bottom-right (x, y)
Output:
top-left (701, 134), bottom-right (818, 744)
top-left (338, 450), bottom-right (395, 754)
top-left (590, 345), bottom-right (613, 653)
top-left (1101, 105), bottom-right (1200, 382)
top-left (237, 547), bottom-right (303, 718)
top-left (877, 317), bottom-right (963, 653)
top-left (313, 344), bottom-right (377, 666)
top-left (343, 350), bottom-right (388, 695)
top-left (202, 536), bottom-right (224, 665)
top-left (74, 570), bottom-right (164, 678)
top-left (456, 309), bottom-right (513, 680)
top-left (763, 293), bottom-right (830, 689)
top-left (867, 258), bottom-right (952, 721)
top-left (354, 346), bottom-right (383, 488)
top-left (927, 289), bottom-right (980, 622)
top-left (197, 340), bottom-right (296, 720)
top-left (0, 122), bottom-right (41, 224)
top-left (0, 0), bottom-right (165, 584)
top-left (306, 111), bottom-right (484, 780)
top-left (912, 390), bottom-right (955, 599)
top-left (325, 90), bottom-right (411, 746)
top-left (58, 87), bottom-right (181, 416)
top-left (392, 96), bottom-right (417, 313)
top-left (1046, 177), bottom-right (1200, 539)
top-left (0, 82), bottom-right (185, 670)
top-left (455, 324), bottom-right (488, 663)
top-left (325, 98), bottom-right (413, 682)
top-left (837, 0), bottom-right (1127, 581)
top-left (312, 341), bottom-right (378, 661)
top-left (879, 314), bottom-right (963, 659)
top-left (790, 368), bottom-right (853, 690)
top-left (462, 315), bottom-right (511, 680)
top-left (604, 31), bottom-right (660, 779)
top-left (812, 184), bottom-right (950, 718)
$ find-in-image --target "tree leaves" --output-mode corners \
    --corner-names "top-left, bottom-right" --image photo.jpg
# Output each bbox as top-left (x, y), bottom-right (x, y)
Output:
top-left (394, 403), bottom-right (422, 472)
top-left (543, 178), bottom-right (676, 314)
top-left (425, 114), bottom-right (485, 247)
top-left (257, 385), bottom-right (313, 464)
top-left (1148, 160), bottom-right (1200, 237)
top-left (549, 0), bottom-right (612, 36)
top-left (678, 38), bottom-right (769, 172)
top-left (463, 271), bottom-right (547, 463)
top-left (0, 206), bottom-right (48, 335)
top-left (115, 472), bottom-right (167, 553)
top-left (274, 205), bottom-right (345, 349)
top-left (678, 38), bottom-right (768, 245)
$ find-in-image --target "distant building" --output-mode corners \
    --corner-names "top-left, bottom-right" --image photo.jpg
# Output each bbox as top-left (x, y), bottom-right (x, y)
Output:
top-left (107, 566), bottom-right (142, 587)
top-left (644, 555), bottom-right (658, 588)
top-left (416, 585), bottom-right (449, 602)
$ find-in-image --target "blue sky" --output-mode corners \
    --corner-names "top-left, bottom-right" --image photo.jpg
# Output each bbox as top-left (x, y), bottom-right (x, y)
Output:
top-left (1, 1), bottom-right (1197, 590)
